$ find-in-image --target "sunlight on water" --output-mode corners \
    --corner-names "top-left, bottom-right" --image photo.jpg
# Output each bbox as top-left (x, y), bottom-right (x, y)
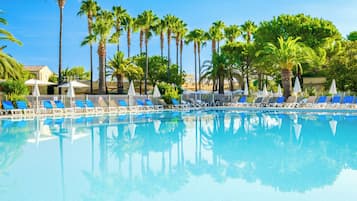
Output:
top-left (0, 109), bottom-right (357, 201)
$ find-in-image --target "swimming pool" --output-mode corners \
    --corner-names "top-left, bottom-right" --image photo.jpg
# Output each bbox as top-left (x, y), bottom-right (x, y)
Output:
top-left (1, 109), bottom-right (357, 201)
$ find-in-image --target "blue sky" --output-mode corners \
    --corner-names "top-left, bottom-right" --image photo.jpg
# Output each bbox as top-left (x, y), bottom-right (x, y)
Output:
top-left (2, 0), bottom-right (357, 79)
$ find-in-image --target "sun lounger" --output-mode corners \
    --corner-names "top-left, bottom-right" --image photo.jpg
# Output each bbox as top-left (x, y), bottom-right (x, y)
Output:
top-left (75, 100), bottom-right (95, 113)
top-left (231, 96), bottom-right (247, 107)
top-left (85, 100), bottom-right (104, 113)
top-left (117, 99), bottom-right (137, 111)
top-left (270, 96), bottom-right (285, 107)
top-left (340, 96), bottom-right (354, 108)
top-left (329, 96), bottom-right (341, 107)
top-left (135, 99), bottom-right (151, 110)
top-left (42, 100), bottom-right (63, 114)
top-left (1, 100), bottom-right (22, 115)
top-left (315, 96), bottom-right (328, 107)
top-left (251, 97), bottom-right (263, 107)
top-left (54, 100), bottom-right (74, 113)
top-left (172, 98), bottom-right (189, 109)
top-left (16, 100), bottom-right (34, 115)
top-left (145, 99), bottom-right (163, 109)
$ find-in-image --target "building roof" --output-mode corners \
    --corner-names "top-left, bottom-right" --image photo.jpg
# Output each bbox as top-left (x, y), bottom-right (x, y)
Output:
top-left (24, 65), bottom-right (49, 72)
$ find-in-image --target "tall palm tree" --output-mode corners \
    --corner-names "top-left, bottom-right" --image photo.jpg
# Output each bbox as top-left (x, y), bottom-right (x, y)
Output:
top-left (57, 0), bottom-right (66, 94)
top-left (107, 51), bottom-right (140, 94)
top-left (262, 36), bottom-right (314, 97)
top-left (135, 17), bottom-right (144, 54)
top-left (122, 15), bottom-right (135, 57)
top-left (153, 19), bottom-right (166, 58)
top-left (164, 15), bottom-right (180, 79)
top-left (224, 24), bottom-right (241, 43)
top-left (177, 21), bottom-right (188, 76)
top-left (136, 10), bottom-right (158, 94)
top-left (186, 29), bottom-right (205, 91)
top-left (173, 20), bottom-right (186, 67)
top-left (111, 6), bottom-right (127, 52)
top-left (208, 21), bottom-right (225, 55)
top-left (82, 10), bottom-right (114, 94)
top-left (78, 0), bottom-right (100, 94)
top-left (241, 20), bottom-right (257, 43)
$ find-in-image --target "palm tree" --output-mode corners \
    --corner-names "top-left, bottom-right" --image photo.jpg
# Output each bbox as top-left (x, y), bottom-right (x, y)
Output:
top-left (0, 11), bottom-right (22, 50)
top-left (208, 21), bottom-right (225, 54)
top-left (122, 15), bottom-right (135, 57)
top-left (153, 19), bottom-right (166, 58)
top-left (135, 17), bottom-right (144, 54)
top-left (176, 21), bottom-right (188, 75)
top-left (164, 15), bottom-right (180, 79)
top-left (173, 20), bottom-right (187, 67)
top-left (136, 10), bottom-right (158, 94)
top-left (201, 53), bottom-right (229, 94)
top-left (0, 51), bottom-right (23, 79)
top-left (224, 24), bottom-right (241, 43)
top-left (77, 0), bottom-right (100, 94)
top-left (57, 0), bottom-right (66, 94)
top-left (261, 36), bottom-right (314, 97)
top-left (82, 10), bottom-right (114, 94)
top-left (185, 29), bottom-right (205, 91)
top-left (241, 20), bottom-right (257, 43)
top-left (111, 6), bottom-right (127, 52)
top-left (107, 51), bottom-right (141, 94)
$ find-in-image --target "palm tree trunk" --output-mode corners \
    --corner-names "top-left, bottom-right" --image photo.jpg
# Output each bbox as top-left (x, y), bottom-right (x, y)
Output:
top-left (212, 39), bottom-right (216, 55)
top-left (281, 68), bottom-right (292, 97)
top-left (229, 72), bottom-right (234, 91)
top-left (139, 30), bottom-right (143, 54)
top-left (180, 39), bottom-right (183, 75)
top-left (219, 75), bottom-right (224, 94)
top-left (90, 44), bottom-right (93, 94)
top-left (98, 42), bottom-right (106, 94)
top-left (87, 17), bottom-right (94, 94)
top-left (194, 42), bottom-right (197, 91)
top-left (167, 30), bottom-right (171, 80)
top-left (117, 74), bottom-right (124, 94)
top-left (198, 43), bottom-right (201, 90)
top-left (127, 27), bottom-right (131, 57)
top-left (176, 37), bottom-right (179, 67)
top-left (160, 31), bottom-right (164, 58)
top-left (58, 6), bottom-right (63, 95)
top-left (144, 33), bottom-right (149, 95)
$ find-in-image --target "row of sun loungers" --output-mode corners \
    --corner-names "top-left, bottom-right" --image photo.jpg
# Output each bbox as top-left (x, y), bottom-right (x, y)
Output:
top-left (0, 98), bottom-right (166, 116)
top-left (228, 95), bottom-right (357, 108)
top-left (2, 95), bottom-right (357, 117)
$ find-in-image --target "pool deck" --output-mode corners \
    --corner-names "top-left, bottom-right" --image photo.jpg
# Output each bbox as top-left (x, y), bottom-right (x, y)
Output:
top-left (2, 105), bottom-right (357, 119)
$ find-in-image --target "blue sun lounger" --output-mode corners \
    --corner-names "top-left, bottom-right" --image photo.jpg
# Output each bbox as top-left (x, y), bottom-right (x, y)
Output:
top-left (54, 100), bottom-right (73, 113)
top-left (16, 100), bottom-right (34, 115)
top-left (1, 100), bottom-right (22, 115)
top-left (315, 96), bottom-right (327, 107)
top-left (145, 99), bottom-right (163, 109)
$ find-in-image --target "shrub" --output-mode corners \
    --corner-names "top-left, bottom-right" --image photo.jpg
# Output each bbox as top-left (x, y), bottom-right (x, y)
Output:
top-left (0, 80), bottom-right (29, 101)
top-left (158, 82), bottom-right (179, 104)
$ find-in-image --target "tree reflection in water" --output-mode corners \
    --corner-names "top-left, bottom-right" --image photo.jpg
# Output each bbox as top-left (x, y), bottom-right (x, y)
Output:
top-left (2, 110), bottom-right (356, 200)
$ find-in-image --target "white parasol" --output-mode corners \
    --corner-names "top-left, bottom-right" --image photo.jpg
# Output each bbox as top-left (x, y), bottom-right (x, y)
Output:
top-left (329, 79), bottom-right (337, 95)
top-left (128, 80), bottom-right (136, 96)
top-left (277, 84), bottom-right (282, 97)
top-left (244, 79), bottom-right (249, 96)
top-left (153, 85), bottom-right (161, 97)
top-left (293, 76), bottom-right (302, 94)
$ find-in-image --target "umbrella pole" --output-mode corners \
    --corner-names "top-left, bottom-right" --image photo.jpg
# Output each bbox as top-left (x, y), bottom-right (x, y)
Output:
top-left (36, 96), bottom-right (39, 114)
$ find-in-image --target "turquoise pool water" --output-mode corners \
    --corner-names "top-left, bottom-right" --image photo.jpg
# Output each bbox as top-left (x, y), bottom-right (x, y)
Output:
top-left (0, 109), bottom-right (357, 201)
